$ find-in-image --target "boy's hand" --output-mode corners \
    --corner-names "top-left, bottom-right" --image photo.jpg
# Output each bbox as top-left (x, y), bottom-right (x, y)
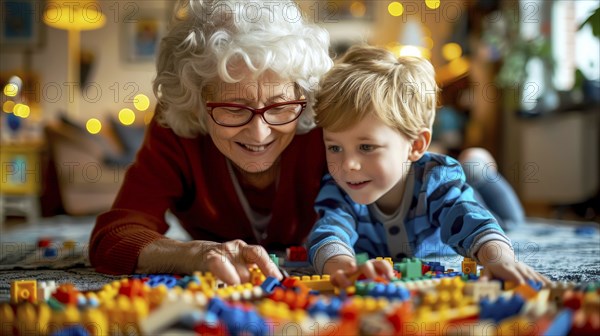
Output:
top-left (323, 255), bottom-right (395, 288)
top-left (476, 241), bottom-right (551, 286)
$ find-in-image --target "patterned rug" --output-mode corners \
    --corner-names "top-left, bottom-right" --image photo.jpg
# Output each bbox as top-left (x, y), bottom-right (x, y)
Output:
top-left (0, 216), bottom-right (598, 302)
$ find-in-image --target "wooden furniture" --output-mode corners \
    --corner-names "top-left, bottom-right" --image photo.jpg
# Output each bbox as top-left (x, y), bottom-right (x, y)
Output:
top-left (0, 141), bottom-right (45, 227)
top-left (502, 107), bottom-right (599, 210)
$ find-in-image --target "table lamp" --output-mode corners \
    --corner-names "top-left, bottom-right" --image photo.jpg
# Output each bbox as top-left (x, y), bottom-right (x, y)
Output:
top-left (43, 0), bottom-right (106, 118)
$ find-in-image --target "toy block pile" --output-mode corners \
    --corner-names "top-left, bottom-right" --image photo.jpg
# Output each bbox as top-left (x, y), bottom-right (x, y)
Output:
top-left (2, 248), bottom-right (599, 335)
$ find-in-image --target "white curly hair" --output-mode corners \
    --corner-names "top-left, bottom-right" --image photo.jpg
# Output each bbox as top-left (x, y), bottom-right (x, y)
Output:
top-left (153, 0), bottom-right (333, 137)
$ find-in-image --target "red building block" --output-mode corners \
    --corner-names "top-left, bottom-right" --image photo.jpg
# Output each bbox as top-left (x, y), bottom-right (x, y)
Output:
top-left (52, 283), bottom-right (79, 305)
top-left (286, 246), bottom-right (308, 262)
top-left (119, 279), bottom-right (146, 298)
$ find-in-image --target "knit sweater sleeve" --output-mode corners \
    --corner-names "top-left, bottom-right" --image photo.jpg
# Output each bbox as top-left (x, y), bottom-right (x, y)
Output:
top-left (423, 154), bottom-right (511, 257)
top-left (306, 174), bottom-right (358, 274)
top-left (89, 119), bottom-right (190, 274)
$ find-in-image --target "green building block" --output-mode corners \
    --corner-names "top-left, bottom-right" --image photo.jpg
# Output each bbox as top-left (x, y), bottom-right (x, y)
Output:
top-left (355, 253), bottom-right (370, 266)
top-left (269, 254), bottom-right (279, 267)
top-left (393, 258), bottom-right (422, 279)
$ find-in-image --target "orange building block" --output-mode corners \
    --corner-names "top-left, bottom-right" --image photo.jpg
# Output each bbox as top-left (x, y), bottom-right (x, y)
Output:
top-left (514, 284), bottom-right (539, 300)
top-left (52, 283), bottom-right (79, 305)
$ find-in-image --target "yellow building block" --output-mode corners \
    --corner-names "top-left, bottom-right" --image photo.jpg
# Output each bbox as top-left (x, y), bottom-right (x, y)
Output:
top-left (10, 280), bottom-right (37, 304)
top-left (461, 258), bottom-right (478, 275)
top-left (464, 280), bottom-right (502, 301)
top-left (375, 257), bottom-right (394, 268)
top-left (294, 275), bottom-right (334, 292)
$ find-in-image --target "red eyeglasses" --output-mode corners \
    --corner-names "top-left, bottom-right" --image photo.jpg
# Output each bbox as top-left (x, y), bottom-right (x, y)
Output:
top-left (206, 100), bottom-right (307, 127)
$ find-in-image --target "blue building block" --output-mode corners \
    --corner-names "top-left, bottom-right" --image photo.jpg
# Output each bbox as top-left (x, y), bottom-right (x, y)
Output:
top-left (241, 310), bottom-right (267, 336)
top-left (51, 325), bottom-right (89, 336)
top-left (307, 298), bottom-right (342, 318)
top-left (543, 308), bottom-right (573, 336)
top-left (177, 275), bottom-right (201, 288)
top-left (260, 276), bottom-right (280, 294)
top-left (425, 261), bottom-right (445, 273)
top-left (222, 308), bottom-right (246, 335)
top-left (373, 283), bottom-right (410, 301)
top-left (43, 247), bottom-right (58, 258)
top-left (307, 299), bottom-right (328, 317)
top-left (479, 294), bottom-right (525, 323)
top-left (527, 279), bottom-right (543, 291)
top-left (207, 297), bottom-right (228, 316)
top-left (147, 274), bottom-right (178, 288)
top-left (468, 274), bottom-right (479, 280)
top-left (434, 271), bottom-right (462, 279)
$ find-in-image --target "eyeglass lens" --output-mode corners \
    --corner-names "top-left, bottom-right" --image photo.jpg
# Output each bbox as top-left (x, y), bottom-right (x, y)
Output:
top-left (212, 103), bottom-right (303, 126)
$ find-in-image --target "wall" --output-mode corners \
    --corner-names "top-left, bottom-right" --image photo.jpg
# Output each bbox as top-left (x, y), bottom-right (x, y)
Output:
top-left (1, 0), bottom-right (468, 123)
top-left (0, 0), bottom-right (169, 123)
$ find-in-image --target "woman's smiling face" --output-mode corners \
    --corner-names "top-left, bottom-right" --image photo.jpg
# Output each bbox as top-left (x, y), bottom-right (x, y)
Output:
top-left (206, 70), bottom-right (299, 174)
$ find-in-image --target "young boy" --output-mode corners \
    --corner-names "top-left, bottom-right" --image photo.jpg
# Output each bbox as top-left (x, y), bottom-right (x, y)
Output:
top-left (307, 45), bottom-right (549, 287)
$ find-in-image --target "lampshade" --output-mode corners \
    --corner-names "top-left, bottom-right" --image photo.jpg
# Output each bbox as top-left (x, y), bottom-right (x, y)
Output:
top-left (43, 0), bottom-right (106, 30)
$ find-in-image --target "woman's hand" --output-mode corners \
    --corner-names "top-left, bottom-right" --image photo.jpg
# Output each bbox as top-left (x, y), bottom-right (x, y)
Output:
top-left (323, 255), bottom-right (395, 288)
top-left (137, 238), bottom-right (282, 285)
top-left (476, 241), bottom-right (551, 286)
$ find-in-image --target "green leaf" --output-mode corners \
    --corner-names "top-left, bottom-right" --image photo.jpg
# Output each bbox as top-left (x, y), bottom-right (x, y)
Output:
top-left (579, 7), bottom-right (600, 38)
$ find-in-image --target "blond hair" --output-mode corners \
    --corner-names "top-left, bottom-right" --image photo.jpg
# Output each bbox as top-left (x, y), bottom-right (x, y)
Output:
top-left (154, 0), bottom-right (333, 137)
top-left (315, 45), bottom-right (438, 140)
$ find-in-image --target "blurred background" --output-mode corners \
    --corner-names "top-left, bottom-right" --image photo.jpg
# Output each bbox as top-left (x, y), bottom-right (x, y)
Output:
top-left (1, 0), bottom-right (598, 227)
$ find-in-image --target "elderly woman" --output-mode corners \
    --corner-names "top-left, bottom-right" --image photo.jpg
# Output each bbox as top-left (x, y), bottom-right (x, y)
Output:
top-left (89, 0), bottom-right (333, 284)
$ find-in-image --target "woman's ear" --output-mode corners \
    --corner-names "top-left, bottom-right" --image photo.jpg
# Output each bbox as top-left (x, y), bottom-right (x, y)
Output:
top-left (408, 129), bottom-right (432, 161)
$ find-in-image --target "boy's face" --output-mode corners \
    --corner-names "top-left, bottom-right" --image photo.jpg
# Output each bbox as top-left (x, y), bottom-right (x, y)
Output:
top-left (323, 114), bottom-right (416, 211)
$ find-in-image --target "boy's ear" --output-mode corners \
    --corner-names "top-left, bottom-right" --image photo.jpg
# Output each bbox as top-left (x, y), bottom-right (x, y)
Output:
top-left (408, 129), bottom-right (432, 161)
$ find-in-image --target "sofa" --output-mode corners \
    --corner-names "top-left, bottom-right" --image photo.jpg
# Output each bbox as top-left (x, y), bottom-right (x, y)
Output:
top-left (44, 116), bottom-right (145, 216)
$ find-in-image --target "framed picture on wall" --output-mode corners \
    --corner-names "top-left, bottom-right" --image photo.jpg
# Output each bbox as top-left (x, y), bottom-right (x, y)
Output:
top-left (0, 0), bottom-right (45, 49)
top-left (122, 9), bottom-right (167, 63)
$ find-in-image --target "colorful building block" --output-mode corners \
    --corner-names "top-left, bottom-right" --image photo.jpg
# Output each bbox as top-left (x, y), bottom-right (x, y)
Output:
top-left (2, 256), bottom-right (595, 335)
top-left (286, 246), bottom-right (308, 261)
top-left (11, 280), bottom-right (37, 304)
top-left (479, 294), bottom-right (525, 323)
top-left (294, 275), bottom-right (334, 292)
top-left (394, 258), bottom-right (422, 279)
top-left (461, 257), bottom-right (477, 275)
top-left (260, 276), bottom-right (280, 294)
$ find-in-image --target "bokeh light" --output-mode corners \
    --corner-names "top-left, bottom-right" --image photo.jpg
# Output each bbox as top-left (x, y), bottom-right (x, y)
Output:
top-left (86, 118), bottom-right (102, 134)
top-left (3, 83), bottom-right (19, 97)
top-left (3, 101), bottom-right (15, 113)
top-left (425, 0), bottom-right (441, 10)
top-left (133, 94), bottom-right (150, 111)
top-left (119, 108), bottom-right (136, 125)
top-left (399, 45), bottom-right (423, 57)
top-left (442, 43), bottom-right (463, 61)
top-left (13, 104), bottom-right (30, 118)
top-left (388, 2), bottom-right (404, 17)
top-left (423, 36), bottom-right (434, 50)
top-left (350, 1), bottom-right (367, 18)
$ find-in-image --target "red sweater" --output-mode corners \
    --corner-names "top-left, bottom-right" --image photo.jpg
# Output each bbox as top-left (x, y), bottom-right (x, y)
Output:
top-left (89, 120), bottom-right (326, 274)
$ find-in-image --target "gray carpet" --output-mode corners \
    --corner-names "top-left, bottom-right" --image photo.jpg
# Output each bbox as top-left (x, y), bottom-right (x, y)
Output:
top-left (0, 216), bottom-right (598, 303)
